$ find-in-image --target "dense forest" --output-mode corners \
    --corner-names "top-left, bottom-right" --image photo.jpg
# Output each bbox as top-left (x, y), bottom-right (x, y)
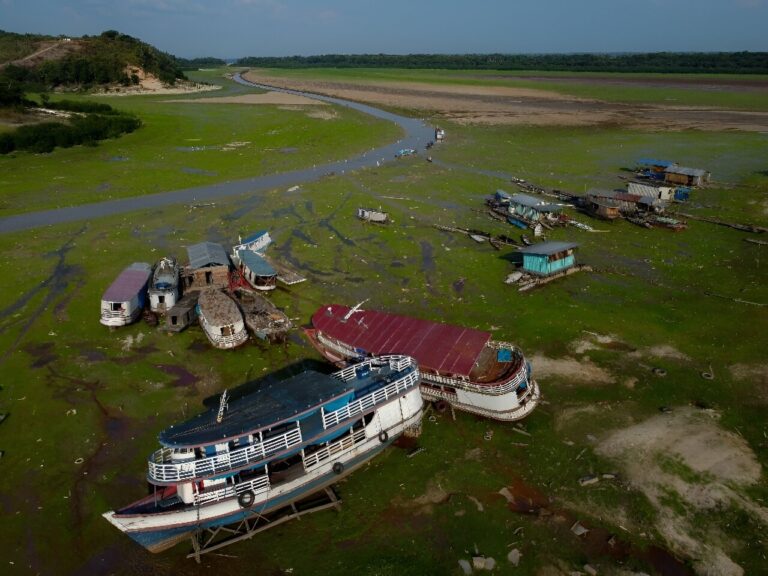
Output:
top-left (236, 52), bottom-right (768, 74)
top-left (0, 30), bottom-right (187, 91)
top-left (174, 56), bottom-right (227, 70)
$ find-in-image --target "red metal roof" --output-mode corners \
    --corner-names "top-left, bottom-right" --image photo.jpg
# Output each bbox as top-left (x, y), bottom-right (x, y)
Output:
top-left (311, 304), bottom-right (490, 378)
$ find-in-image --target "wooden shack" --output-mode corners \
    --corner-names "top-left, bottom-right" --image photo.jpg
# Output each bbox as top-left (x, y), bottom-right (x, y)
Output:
top-left (518, 241), bottom-right (578, 277)
top-left (182, 241), bottom-right (231, 292)
top-left (165, 292), bottom-right (199, 333)
top-left (664, 165), bottom-right (710, 187)
top-left (586, 197), bottom-right (621, 220)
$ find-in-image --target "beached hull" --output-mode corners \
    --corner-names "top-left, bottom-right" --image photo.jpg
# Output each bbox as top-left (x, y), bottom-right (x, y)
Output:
top-left (104, 404), bottom-right (422, 553)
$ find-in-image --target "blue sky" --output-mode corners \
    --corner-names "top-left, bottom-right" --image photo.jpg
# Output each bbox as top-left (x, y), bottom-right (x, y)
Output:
top-left (1, 0), bottom-right (767, 59)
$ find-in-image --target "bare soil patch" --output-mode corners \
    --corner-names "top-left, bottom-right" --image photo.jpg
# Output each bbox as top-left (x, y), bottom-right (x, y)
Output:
top-left (530, 353), bottom-right (615, 384)
top-left (596, 407), bottom-right (766, 576)
top-left (243, 70), bottom-right (768, 131)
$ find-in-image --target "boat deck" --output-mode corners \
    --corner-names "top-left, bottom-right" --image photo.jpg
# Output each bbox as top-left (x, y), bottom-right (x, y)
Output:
top-left (469, 345), bottom-right (525, 384)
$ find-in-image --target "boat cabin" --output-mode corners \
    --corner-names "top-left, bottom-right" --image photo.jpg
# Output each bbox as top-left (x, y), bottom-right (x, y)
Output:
top-left (197, 290), bottom-right (249, 349)
top-left (236, 250), bottom-right (277, 291)
top-left (100, 262), bottom-right (152, 327)
top-left (357, 207), bottom-right (389, 223)
top-left (517, 241), bottom-right (578, 277)
top-left (182, 242), bottom-right (231, 292)
top-left (586, 197), bottom-right (621, 220)
top-left (627, 181), bottom-right (674, 201)
top-left (233, 230), bottom-right (272, 255)
top-left (508, 194), bottom-right (562, 224)
top-left (664, 165), bottom-right (710, 187)
top-left (148, 256), bottom-right (180, 313)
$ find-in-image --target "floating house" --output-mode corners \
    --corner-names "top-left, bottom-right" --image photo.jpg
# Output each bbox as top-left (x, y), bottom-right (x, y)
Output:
top-left (627, 181), bottom-right (674, 202)
top-left (235, 250), bottom-right (277, 291)
top-left (233, 230), bottom-right (272, 255)
top-left (508, 194), bottom-right (562, 226)
top-left (585, 197), bottom-right (621, 220)
top-left (165, 292), bottom-right (199, 333)
top-left (517, 241), bottom-right (578, 277)
top-left (587, 189), bottom-right (664, 215)
top-left (494, 189), bottom-right (512, 205)
top-left (664, 165), bottom-right (710, 187)
top-left (182, 242), bottom-right (231, 292)
top-left (636, 158), bottom-right (673, 180)
top-left (100, 263), bottom-right (152, 327)
top-left (148, 257), bottom-right (181, 313)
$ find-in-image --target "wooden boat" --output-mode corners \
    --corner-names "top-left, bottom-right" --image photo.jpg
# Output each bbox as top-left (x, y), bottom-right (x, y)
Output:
top-left (197, 290), bottom-right (248, 349)
top-left (100, 263), bottom-right (152, 327)
top-left (237, 292), bottom-right (293, 341)
top-left (148, 257), bottom-right (181, 314)
top-left (305, 303), bottom-right (540, 422)
top-left (103, 355), bottom-right (423, 553)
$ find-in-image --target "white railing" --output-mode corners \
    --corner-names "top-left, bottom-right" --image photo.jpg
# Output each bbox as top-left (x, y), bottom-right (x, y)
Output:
top-left (303, 428), bottom-right (367, 470)
top-left (333, 355), bottom-right (414, 382)
top-left (421, 361), bottom-right (529, 397)
top-left (199, 315), bottom-right (248, 348)
top-left (316, 333), bottom-right (362, 359)
top-left (322, 370), bottom-right (419, 429)
top-left (148, 427), bottom-right (302, 483)
top-left (194, 474), bottom-right (270, 506)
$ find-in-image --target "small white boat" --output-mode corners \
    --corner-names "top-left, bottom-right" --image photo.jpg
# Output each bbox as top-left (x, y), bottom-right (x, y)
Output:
top-left (100, 263), bottom-right (152, 327)
top-left (148, 257), bottom-right (180, 313)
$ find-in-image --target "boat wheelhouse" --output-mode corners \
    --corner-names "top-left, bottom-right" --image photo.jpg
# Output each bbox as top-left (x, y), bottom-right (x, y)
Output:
top-left (103, 355), bottom-right (423, 553)
top-left (100, 263), bottom-right (152, 327)
top-left (149, 257), bottom-right (181, 313)
top-left (306, 304), bottom-right (539, 422)
top-left (197, 290), bottom-right (248, 349)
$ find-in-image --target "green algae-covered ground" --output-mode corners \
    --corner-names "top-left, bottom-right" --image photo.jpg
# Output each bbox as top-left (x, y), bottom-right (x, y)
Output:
top-left (0, 71), bottom-right (766, 576)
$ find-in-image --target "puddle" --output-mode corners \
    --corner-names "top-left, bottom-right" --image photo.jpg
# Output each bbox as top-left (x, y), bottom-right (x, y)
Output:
top-left (187, 340), bottom-right (210, 353)
top-left (280, 147), bottom-right (299, 154)
top-left (420, 240), bottom-right (435, 272)
top-left (391, 260), bottom-right (406, 268)
top-left (23, 342), bottom-right (57, 368)
top-left (154, 364), bottom-right (199, 387)
top-left (452, 278), bottom-right (466, 294)
top-left (292, 229), bottom-right (316, 245)
top-left (106, 155), bottom-right (129, 162)
top-left (78, 347), bottom-right (108, 362)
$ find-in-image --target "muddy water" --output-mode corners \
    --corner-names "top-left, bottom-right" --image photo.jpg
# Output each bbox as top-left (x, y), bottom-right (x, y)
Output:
top-left (0, 74), bottom-right (434, 234)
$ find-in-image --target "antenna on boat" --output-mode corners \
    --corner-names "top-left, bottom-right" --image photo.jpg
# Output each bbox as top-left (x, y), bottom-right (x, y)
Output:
top-left (216, 389), bottom-right (229, 423)
top-left (343, 299), bottom-right (368, 322)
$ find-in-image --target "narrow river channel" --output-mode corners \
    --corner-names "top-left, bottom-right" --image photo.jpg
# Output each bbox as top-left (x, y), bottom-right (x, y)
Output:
top-left (0, 73), bottom-right (434, 234)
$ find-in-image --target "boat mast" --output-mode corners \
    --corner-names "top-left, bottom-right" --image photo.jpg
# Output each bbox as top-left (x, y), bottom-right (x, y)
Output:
top-left (216, 390), bottom-right (229, 423)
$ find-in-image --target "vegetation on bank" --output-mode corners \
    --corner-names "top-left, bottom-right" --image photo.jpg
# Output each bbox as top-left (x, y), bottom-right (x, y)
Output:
top-left (0, 99), bottom-right (141, 154)
top-left (0, 30), bottom-right (187, 92)
top-left (236, 51), bottom-right (768, 73)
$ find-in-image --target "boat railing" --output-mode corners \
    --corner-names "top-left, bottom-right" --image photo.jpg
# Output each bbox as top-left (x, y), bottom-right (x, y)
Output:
top-left (148, 427), bottom-right (302, 483)
top-left (199, 314), bottom-right (248, 347)
top-left (100, 309), bottom-right (130, 319)
top-left (334, 355), bottom-right (414, 382)
top-left (194, 473), bottom-right (270, 506)
top-left (303, 428), bottom-right (367, 470)
top-left (421, 362), bottom-right (528, 396)
top-left (322, 369), bottom-right (419, 429)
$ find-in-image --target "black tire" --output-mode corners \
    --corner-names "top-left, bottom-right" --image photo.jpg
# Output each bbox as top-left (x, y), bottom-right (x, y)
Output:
top-left (332, 462), bottom-right (344, 475)
top-left (378, 430), bottom-right (389, 443)
top-left (237, 490), bottom-right (255, 508)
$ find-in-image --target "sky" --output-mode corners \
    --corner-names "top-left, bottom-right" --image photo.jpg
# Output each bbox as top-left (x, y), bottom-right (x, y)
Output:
top-left (1, 0), bottom-right (767, 59)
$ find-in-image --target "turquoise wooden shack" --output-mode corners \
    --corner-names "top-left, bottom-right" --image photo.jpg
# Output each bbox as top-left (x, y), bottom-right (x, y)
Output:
top-left (518, 241), bottom-right (578, 276)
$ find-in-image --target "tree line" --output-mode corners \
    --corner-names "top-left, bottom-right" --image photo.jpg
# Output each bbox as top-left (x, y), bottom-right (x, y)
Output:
top-left (235, 52), bottom-right (768, 74)
top-left (0, 99), bottom-right (141, 155)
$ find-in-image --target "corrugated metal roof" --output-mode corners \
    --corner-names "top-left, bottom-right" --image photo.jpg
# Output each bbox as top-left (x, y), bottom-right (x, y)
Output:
top-left (102, 263), bottom-right (152, 302)
top-left (311, 304), bottom-right (490, 378)
top-left (517, 241), bottom-right (578, 256)
top-left (510, 194), bottom-right (561, 212)
top-left (238, 250), bottom-right (277, 277)
top-left (159, 371), bottom-right (351, 447)
top-left (665, 165), bottom-right (707, 177)
top-left (187, 242), bottom-right (229, 269)
top-left (240, 230), bottom-right (269, 245)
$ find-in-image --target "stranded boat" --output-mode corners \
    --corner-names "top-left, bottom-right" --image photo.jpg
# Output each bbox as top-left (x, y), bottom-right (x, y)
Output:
top-left (306, 303), bottom-right (540, 421)
top-left (148, 257), bottom-right (181, 314)
top-left (237, 291), bottom-right (293, 341)
top-left (100, 262), bottom-right (152, 327)
top-left (197, 290), bottom-right (248, 349)
top-left (103, 355), bottom-right (423, 553)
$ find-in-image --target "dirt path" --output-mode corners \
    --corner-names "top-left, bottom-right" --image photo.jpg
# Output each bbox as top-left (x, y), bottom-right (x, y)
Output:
top-left (243, 70), bottom-right (768, 131)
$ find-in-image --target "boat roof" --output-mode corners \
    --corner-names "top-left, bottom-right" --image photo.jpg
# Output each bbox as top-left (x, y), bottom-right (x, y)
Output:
top-left (101, 263), bottom-right (151, 302)
top-left (312, 304), bottom-right (490, 378)
top-left (518, 241), bottom-right (578, 256)
top-left (638, 158), bottom-right (674, 167)
top-left (240, 230), bottom-right (269, 245)
top-left (198, 290), bottom-right (242, 326)
top-left (238, 250), bottom-right (277, 277)
top-left (665, 165), bottom-right (707, 177)
top-left (509, 194), bottom-right (561, 212)
top-left (159, 371), bottom-right (352, 447)
top-left (187, 242), bottom-right (229, 269)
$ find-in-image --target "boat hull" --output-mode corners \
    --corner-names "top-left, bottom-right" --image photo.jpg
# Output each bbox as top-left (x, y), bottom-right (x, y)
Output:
top-left (105, 396), bottom-right (423, 553)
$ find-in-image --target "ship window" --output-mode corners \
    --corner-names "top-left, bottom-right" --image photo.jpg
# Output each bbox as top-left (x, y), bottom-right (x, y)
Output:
top-left (171, 315), bottom-right (178, 325)
top-left (205, 271), bottom-right (213, 284)
top-left (159, 295), bottom-right (165, 304)
top-left (111, 302), bottom-right (122, 312)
